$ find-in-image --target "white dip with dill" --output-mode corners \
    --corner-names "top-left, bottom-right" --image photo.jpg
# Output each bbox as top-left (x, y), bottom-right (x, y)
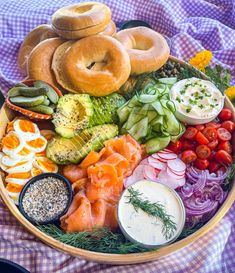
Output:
top-left (22, 177), bottom-right (69, 223)
top-left (170, 77), bottom-right (224, 119)
top-left (118, 180), bottom-right (185, 247)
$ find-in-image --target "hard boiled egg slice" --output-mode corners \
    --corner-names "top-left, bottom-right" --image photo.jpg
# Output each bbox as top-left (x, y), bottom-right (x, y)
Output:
top-left (13, 119), bottom-right (40, 140)
top-left (5, 177), bottom-right (29, 186)
top-left (0, 152), bottom-right (7, 171)
top-left (6, 160), bottom-right (33, 174)
top-left (6, 172), bottom-right (32, 180)
top-left (6, 191), bottom-right (20, 205)
top-left (25, 136), bottom-right (47, 153)
top-left (40, 130), bottom-right (56, 141)
top-left (2, 131), bottom-right (25, 155)
top-left (33, 157), bottom-right (58, 173)
top-left (31, 167), bottom-right (43, 177)
top-left (14, 147), bottom-right (35, 160)
top-left (1, 155), bottom-right (22, 167)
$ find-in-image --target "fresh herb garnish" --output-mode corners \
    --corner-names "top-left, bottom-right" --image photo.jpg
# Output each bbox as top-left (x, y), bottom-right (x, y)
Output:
top-left (199, 104), bottom-right (204, 109)
top-left (177, 222), bottom-right (205, 241)
top-left (180, 89), bottom-right (186, 95)
top-left (222, 163), bottom-right (235, 191)
top-left (126, 187), bottom-right (177, 240)
top-left (186, 108), bottom-right (191, 113)
top-left (176, 96), bottom-right (181, 103)
top-left (189, 98), bottom-right (196, 105)
top-left (37, 225), bottom-right (153, 254)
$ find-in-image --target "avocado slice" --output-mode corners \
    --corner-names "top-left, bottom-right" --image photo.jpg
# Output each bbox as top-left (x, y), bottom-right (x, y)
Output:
top-left (89, 93), bottom-right (126, 127)
top-left (46, 124), bottom-right (118, 164)
top-left (52, 94), bottom-right (93, 138)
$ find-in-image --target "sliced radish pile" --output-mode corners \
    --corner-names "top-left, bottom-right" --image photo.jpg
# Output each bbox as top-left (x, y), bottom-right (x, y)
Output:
top-left (124, 149), bottom-right (186, 189)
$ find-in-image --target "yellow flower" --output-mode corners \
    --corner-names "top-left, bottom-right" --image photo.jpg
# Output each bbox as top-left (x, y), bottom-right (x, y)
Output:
top-left (225, 86), bottom-right (235, 104)
top-left (189, 50), bottom-right (212, 72)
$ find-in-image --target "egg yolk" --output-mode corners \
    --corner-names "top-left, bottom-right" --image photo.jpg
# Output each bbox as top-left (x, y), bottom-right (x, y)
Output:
top-left (37, 158), bottom-right (56, 172)
top-left (6, 183), bottom-right (23, 193)
top-left (7, 121), bottom-right (14, 133)
top-left (31, 167), bottom-right (43, 177)
top-left (26, 138), bottom-right (45, 148)
top-left (18, 147), bottom-right (31, 156)
top-left (19, 120), bottom-right (36, 133)
top-left (2, 134), bottom-right (20, 149)
top-left (36, 150), bottom-right (46, 157)
top-left (6, 172), bottom-right (31, 179)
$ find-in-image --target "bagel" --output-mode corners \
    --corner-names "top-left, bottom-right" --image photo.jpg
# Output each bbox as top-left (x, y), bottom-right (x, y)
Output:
top-left (52, 2), bottom-right (111, 31)
top-left (100, 20), bottom-right (116, 36)
top-left (17, 24), bottom-right (58, 75)
top-left (115, 27), bottom-right (170, 75)
top-left (52, 35), bottom-right (131, 96)
top-left (52, 20), bottom-right (108, 39)
top-left (27, 37), bottom-right (65, 86)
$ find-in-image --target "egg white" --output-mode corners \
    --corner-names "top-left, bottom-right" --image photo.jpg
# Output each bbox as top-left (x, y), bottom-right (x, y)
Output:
top-left (6, 160), bottom-right (33, 174)
top-left (2, 131), bottom-right (25, 156)
top-left (25, 135), bottom-right (47, 153)
top-left (13, 119), bottom-right (40, 140)
top-left (33, 157), bottom-right (58, 173)
top-left (5, 177), bottom-right (29, 186)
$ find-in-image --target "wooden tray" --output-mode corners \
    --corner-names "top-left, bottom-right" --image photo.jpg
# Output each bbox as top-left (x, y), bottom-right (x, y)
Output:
top-left (0, 57), bottom-right (234, 264)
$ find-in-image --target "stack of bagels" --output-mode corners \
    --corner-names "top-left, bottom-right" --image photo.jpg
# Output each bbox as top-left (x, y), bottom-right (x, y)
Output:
top-left (17, 2), bottom-right (170, 97)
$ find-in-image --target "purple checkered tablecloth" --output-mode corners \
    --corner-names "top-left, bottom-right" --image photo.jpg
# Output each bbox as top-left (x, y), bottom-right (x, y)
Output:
top-left (0, 0), bottom-right (235, 272)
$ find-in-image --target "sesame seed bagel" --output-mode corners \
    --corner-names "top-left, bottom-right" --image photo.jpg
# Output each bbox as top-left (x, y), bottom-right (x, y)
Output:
top-left (115, 27), bottom-right (170, 75)
top-left (52, 35), bottom-right (131, 96)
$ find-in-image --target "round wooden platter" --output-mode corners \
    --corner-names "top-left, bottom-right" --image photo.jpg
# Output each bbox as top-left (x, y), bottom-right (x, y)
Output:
top-left (0, 57), bottom-right (235, 264)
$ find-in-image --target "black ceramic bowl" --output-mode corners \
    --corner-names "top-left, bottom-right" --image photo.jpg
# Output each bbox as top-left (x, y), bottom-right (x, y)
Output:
top-left (18, 173), bottom-right (73, 225)
top-left (119, 20), bottom-right (152, 30)
top-left (0, 258), bottom-right (30, 273)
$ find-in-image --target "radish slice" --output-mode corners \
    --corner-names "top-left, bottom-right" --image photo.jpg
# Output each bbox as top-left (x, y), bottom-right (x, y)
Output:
top-left (167, 167), bottom-right (185, 179)
top-left (124, 175), bottom-right (136, 188)
top-left (156, 171), bottom-right (181, 189)
top-left (151, 153), bottom-right (161, 160)
top-left (140, 158), bottom-right (149, 165)
top-left (148, 157), bottom-right (166, 170)
top-left (158, 152), bottom-right (177, 160)
top-left (124, 164), bottom-right (145, 188)
top-left (143, 165), bottom-right (157, 181)
top-left (168, 167), bottom-right (185, 176)
top-left (157, 149), bottom-right (172, 154)
top-left (167, 158), bottom-right (186, 173)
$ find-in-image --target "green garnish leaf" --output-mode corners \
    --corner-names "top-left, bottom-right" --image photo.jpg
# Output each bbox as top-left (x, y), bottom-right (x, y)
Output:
top-left (126, 187), bottom-right (177, 240)
top-left (222, 163), bottom-right (235, 191)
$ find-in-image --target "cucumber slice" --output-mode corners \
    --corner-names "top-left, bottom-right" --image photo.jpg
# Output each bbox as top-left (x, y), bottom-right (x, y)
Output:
top-left (151, 101), bottom-right (164, 115)
top-left (138, 94), bottom-right (158, 103)
top-left (10, 95), bottom-right (45, 107)
top-left (158, 77), bottom-right (177, 85)
top-left (170, 123), bottom-right (186, 142)
top-left (28, 105), bottom-right (54, 115)
top-left (34, 80), bottom-right (59, 104)
top-left (128, 117), bottom-right (148, 142)
top-left (145, 135), bottom-right (171, 154)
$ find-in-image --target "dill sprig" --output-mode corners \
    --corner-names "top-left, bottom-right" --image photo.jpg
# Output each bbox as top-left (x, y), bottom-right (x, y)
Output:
top-left (126, 187), bottom-right (177, 240)
top-left (37, 225), bottom-right (153, 254)
top-left (222, 163), bottom-right (235, 191)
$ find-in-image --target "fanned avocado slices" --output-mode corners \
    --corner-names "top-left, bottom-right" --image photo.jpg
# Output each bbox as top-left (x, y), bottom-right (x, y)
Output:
top-left (52, 94), bottom-right (93, 138)
top-left (46, 124), bottom-right (118, 164)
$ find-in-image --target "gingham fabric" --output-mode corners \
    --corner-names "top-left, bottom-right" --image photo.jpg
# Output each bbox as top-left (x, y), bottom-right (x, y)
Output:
top-left (0, 0), bottom-right (234, 272)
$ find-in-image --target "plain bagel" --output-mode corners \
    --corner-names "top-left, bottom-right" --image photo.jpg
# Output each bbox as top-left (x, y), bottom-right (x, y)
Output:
top-left (27, 37), bottom-right (65, 86)
top-left (52, 35), bottom-right (131, 96)
top-left (100, 20), bottom-right (116, 36)
top-left (17, 24), bottom-right (58, 75)
top-left (115, 27), bottom-right (170, 74)
top-left (52, 2), bottom-right (111, 31)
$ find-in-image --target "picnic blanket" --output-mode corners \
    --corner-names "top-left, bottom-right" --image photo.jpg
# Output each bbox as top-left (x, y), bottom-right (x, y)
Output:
top-left (0, 0), bottom-right (235, 272)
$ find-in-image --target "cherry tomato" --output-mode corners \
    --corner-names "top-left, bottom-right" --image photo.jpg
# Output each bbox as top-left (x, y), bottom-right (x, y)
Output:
top-left (218, 141), bottom-right (233, 154)
top-left (196, 145), bottom-right (211, 159)
top-left (217, 128), bottom-right (232, 141)
top-left (207, 139), bottom-right (219, 150)
top-left (183, 127), bottom-right (198, 140)
top-left (194, 159), bottom-right (209, 170)
top-left (208, 150), bottom-right (216, 161)
top-left (202, 127), bottom-right (217, 142)
top-left (208, 161), bottom-right (221, 173)
top-left (218, 108), bottom-right (232, 121)
top-left (221, 121), bottom-right (235, 133)
top-left (195, 131), bottom-right (209, 145)
top-left (181, 150), bottom-right (197, 164)
top-left (195, 124), bottom-right (205, 131)
top-left (215, 150), bottom-right (233, 165)
top-left (181, 140), bottom-right (197, 151)
top-left (167, 140), bottom-right (182, 154)
top-left (205, 122), bottom-right (221, 129)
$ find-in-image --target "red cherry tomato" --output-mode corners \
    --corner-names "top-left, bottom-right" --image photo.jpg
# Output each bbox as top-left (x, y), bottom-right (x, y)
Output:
top-left (205, 122), bottom-right (221, 129)
top-left (194, 159), bottom-right (209, 170)
top-left (208, 150), bottom-right (216, 161)
top-left (183, 127), bottom-right (198, 140)
top-left (195, 131), bottom-right (209, 145)
top-left (195, 124), bottom-right (205, 131)
top-left (215, 150), bottom-right (233, 165)
top-left (217, 128), bottom-right (232, 141)
top-left (196, 145), bottom-right (211, 159)
top-left (207, 139), bottom-right (219, 150)
top-left (202, 127), bottom-right (218, 142)
top-left (218, 141), bottom-right (233, 154)
top-left (218, 108), bottom-right (232, 121)
top-left (167, 140), bottom-right (182, 154)
top-left (181, 150), bottom-right (197, 164)
top-left (208, 161), bottom-right (222, 173)
top-left (181, 140), bottom-right (197, 151)
top-left (221, 121), bottom-right (235, 133)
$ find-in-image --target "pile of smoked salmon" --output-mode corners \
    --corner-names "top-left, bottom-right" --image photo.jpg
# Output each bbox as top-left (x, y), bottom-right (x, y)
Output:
top-left (62, 135), bottom-right (142, 233)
